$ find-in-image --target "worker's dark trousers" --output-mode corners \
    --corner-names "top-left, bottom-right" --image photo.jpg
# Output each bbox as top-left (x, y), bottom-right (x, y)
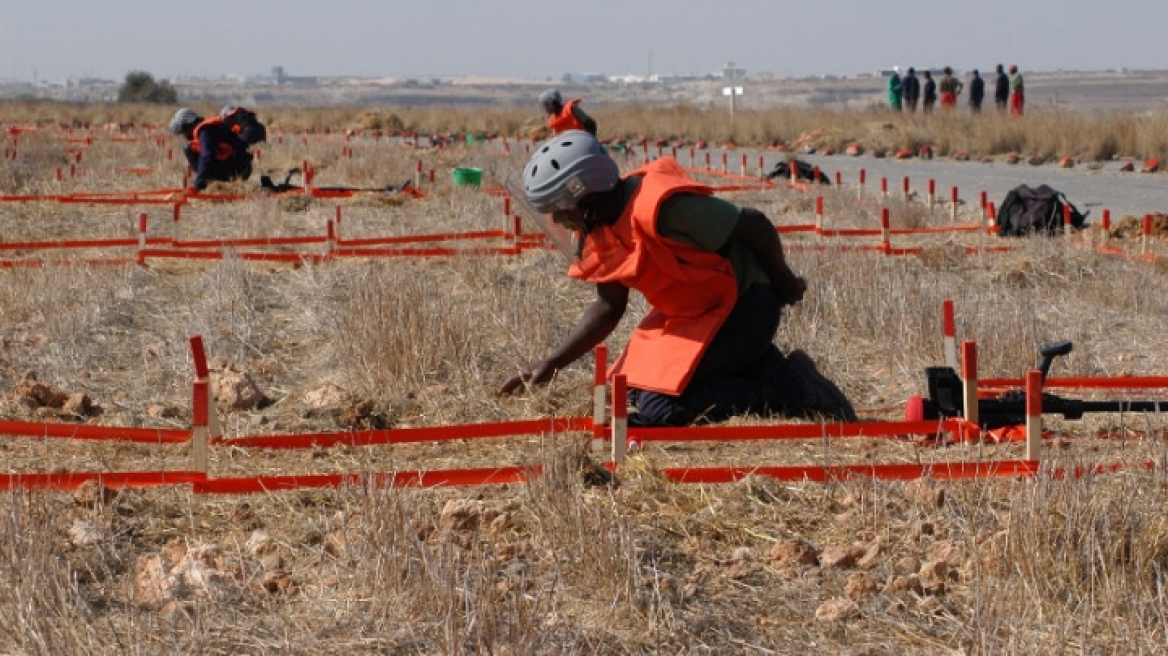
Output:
top-left (630, 284), bottom-right (798, 426)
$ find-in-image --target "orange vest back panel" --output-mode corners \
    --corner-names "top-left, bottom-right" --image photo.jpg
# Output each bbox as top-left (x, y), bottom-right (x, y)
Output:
top-left (569, 159), bottom-right (739, 395)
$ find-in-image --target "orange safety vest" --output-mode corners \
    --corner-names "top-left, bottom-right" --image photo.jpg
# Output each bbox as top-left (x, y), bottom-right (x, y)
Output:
top-left (569, 158), bottom-right (739, 395)
top-left (190, 116), bottom-right (234, 161)
top-left (547, 98), bottom-right (588, 134)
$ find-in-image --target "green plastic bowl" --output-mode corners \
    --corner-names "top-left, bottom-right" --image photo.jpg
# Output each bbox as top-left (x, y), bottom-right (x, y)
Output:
top-left (451, 167), bottom-right (483, 187)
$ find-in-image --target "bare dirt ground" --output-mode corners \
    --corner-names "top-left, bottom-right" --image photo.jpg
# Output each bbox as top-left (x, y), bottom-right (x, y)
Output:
top-left (2, 100), bottom-right (1168, 653)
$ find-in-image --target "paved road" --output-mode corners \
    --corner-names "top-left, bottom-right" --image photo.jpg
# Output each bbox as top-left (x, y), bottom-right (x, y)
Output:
top-left (788, 153), bottom-right (1168, 222)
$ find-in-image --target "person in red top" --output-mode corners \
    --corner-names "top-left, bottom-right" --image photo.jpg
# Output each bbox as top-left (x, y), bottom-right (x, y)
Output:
top-left (500, 130), bottom-right (855, 426)
top-left (539, 89), bottom-right (597, 136)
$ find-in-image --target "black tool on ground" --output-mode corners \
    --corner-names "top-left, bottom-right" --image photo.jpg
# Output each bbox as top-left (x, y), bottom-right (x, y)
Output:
top-left (259, 168), bottom-right (409, 195)
top-left (907, 340), bottom-right (1163, 429)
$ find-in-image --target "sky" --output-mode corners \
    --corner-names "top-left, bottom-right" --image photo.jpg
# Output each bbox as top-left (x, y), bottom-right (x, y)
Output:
top-left (2, 0), bottom-right (1166, 83)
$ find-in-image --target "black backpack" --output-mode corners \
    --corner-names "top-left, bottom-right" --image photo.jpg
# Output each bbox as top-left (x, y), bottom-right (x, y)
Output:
top-left (996, 184), bottom-right (1088, 237)
top-left (765, 160), bottom-right (831, 185)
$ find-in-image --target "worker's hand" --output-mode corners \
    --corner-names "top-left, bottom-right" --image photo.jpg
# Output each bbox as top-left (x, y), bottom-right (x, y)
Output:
top-left (773, 275), bottom-right (807, 307)
top-left (498, 361), bottom-right (556, 396)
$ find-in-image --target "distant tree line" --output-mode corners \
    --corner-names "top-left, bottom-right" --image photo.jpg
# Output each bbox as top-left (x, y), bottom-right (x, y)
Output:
top-left (117, 71), bottom-right (178, 104)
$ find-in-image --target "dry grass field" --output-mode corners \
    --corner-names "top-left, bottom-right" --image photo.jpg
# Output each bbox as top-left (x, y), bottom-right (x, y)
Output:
top-left (1, 100), bottom-right (1168, 654)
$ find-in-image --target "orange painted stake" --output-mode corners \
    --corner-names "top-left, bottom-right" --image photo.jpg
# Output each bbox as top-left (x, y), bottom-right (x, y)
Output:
top-left (189, 335), bottom-right (213, 473)
top-left (593, 344), bottom-right (608, 448)
top-left (961, 341), bottom-right (979, 428)
top-left (942, 300), bottom-right (957, 369)
top-left (880, 207), bottom-right (891, 253)
top-left (611, 374), bottom-right (628, 464)
top-left (902, 176), bottom-right (910, 203)
top-left (950, 186), bottom-right (959, 222)
top-left (880, 177), bottom-right (888, 200)
top-left (858, 169), bottom-right (866, 200)
top-left (928, 179), bottom-right (936, 210)
top-left (1025, 370), bottom-right (1043, 461)
top-left (1101, 209), bottom-right (1110, 244)
top-left (137, 212), bottom-right (147, 265)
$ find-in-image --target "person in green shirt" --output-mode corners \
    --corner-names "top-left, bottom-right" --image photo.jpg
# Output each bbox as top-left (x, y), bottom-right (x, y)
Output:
top-left (887, 67), bottom-right (903, 111)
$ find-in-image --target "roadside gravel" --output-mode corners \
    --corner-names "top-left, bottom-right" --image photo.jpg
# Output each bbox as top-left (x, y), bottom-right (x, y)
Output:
top-left (793, 153), bottom-right (1167, 221)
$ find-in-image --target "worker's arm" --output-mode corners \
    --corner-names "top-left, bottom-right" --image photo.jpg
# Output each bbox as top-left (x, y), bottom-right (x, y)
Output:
top-left (193, 130), bottom-right (216, 191)
top-left (572, 105), bottom-right (598, 136)
top-left (730, 207), bottom-right (806, 306)
top-left (498, 280), bottom-right (629, 395)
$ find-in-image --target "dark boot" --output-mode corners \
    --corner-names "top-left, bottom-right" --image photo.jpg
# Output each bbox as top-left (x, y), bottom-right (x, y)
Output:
top-left (782, 350), bottom-right (858, 422)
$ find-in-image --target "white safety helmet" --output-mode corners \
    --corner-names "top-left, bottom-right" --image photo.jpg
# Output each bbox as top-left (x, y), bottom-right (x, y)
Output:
top-left (169, 108), bottom-right (201, 135)
top-left (522, 130), bottom-right (619, 214)
top-left (538, 88), bottom-right (563, 114)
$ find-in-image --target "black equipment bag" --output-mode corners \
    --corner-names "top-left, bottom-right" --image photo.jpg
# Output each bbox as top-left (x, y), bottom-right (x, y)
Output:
top-left (996, 184), bottom-right (1088, 237)
top-left (765, 160), bottom-right (831, 185)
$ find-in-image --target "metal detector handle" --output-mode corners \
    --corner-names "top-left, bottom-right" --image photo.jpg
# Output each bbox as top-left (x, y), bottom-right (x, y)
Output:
top-left (1036, 340), bottom-right (1073, 383)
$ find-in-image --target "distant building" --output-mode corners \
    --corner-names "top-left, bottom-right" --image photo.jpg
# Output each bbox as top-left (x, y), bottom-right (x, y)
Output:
top-left (722, 61), bottom-right (746, 80)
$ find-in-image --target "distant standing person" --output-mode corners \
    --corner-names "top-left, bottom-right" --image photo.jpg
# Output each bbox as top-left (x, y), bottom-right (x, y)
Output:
top-left (1009, 65), bottom-right (1025, 117)
top-left (922, 71), bottom-right (937, 114)
top-left (902, 67), bottom-right (921, 113)
top-left (994, 64), bottom-right (1010, 111)
top-left (938, 67), bottom-right (963, 111)
top-left (540, 89), bottom-right (597, 136)
top-left (967, 69), bottom-right (985, 113)
top-left (887, 67), bottom-right (903, 111)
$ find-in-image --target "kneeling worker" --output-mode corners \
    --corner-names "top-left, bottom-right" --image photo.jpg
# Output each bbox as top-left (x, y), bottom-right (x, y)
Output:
top-left (500, 130), bottom-right (856, 426)
top-left (169, 107), bottom-right (254, 191)
top-left (539, 89), bottom-right (597, 136)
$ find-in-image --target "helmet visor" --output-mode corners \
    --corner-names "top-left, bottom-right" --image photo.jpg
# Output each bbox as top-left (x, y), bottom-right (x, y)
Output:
top-left (505, 176), bottom-right (577, 262)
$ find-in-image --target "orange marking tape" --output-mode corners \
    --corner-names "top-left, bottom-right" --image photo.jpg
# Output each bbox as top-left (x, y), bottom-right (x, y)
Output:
top-left (336, 229), bottom-right (509, 247)
top-left (628, 418), bottom-right (963, 442)
top-left (658, 459), bottom-right (1039, 484)
top-left (0, 419), bottom-right (192, 443)
top-left (193, 466), bottom-right (533, 494)
top-left (214, 417), bottom-right (592, 450)
top-left (0, 471), bottom-right (205, 491)
top-left (331, 246), bottom-right (521, 258)
top-left (170, 235), bottom-right (327, 249)
top-left (978, 376), bottom-right (1168, 390)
